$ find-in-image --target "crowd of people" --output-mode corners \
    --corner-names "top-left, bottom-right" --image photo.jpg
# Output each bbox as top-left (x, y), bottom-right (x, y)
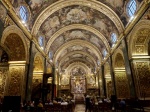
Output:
top-left (85, 95), bottom-right (127, 112)
top-left (20, 97), bottom-right (75, 112)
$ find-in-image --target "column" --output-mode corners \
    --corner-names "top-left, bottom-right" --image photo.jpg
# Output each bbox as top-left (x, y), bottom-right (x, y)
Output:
top-left (109, 57), bottom-right (116, 95)
top-left (25, 41), bottom-right (34, 101)
top-left (97, 70), bottom-right (100, 96)
top-left (101, 65), bottom-right (107, 97)
top-left (42, 59), bottom-right (48, 101)
top-left (0, 63), bottom-right (9, 97)
top-left (121, 39), bottom-right (136, 98)
top-left (51, 66), bottom-right (55, 100)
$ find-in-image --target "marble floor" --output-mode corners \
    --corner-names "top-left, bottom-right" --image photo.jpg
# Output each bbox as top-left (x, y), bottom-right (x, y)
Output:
top-left (74, 104), bottom-right (85, 112)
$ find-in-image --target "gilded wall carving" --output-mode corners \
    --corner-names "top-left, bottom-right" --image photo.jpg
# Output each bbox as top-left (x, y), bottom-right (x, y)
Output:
top-left (135, 28), bottom-right (150, 44)
top-left (33, 56), bottom-right (43, 72)
top-left (6, 66), bottom-right (25, 97)
top-left (115, 72), bottom-right (130, 98)
top-left (0, 4), bottom-right (7, 23)
top-left (133, 61), bottom-right (150, 97)
top-left (135, 45), bottom-right (145, 54)
top-left (4, 33), bottom-right (26, 61)
top-left (4, 15), bottom-right (15, 27)
top-left (115, 53), bottom-right (125, 68)
top-left (0, 67), bottom-right (8, 97)
top-left (32, 54), bottom-right (44, 92)
top-left (106, 80), bottom-right (113, 98)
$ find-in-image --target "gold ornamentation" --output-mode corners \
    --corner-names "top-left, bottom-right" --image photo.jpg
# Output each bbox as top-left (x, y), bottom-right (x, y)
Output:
top-left (4, 15), bottom-right (15, 27)
top-left (0, 4), bottom-right (7, 23)
top-left (134, 61), bottom-right (150, 97)
top-left (7, 66), bottom-right (25, 96)
top-left (135, 45), bottom-right (144, 54)
top-left (135, 28), bottom-right (150, 44)
top-left (128, 20), bottom-right (150, 58)
top-left (34, 55), bottom-right (43, 72)
top-left (115, 72), bottom-right (130, 98)
top-left (1, 25), bottom-right (29, 62)
top-left (106, 80), bottom-right (113, 98)
top-left (115, 53), bottom-right (125, 68)
top-left (4, 33), bottom-right (26, 61)
top-left (0, 68), bottom-right (8, 96)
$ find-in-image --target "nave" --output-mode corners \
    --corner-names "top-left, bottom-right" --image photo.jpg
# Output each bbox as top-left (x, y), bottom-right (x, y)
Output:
top-left (0, 0), bottom-right (150, 112)
top-left (74, 104), bottom-right (85, 112)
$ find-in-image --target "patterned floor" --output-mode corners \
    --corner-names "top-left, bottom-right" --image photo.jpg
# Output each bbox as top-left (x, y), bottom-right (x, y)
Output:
top-left (74, 104), bottom-right (85, 112)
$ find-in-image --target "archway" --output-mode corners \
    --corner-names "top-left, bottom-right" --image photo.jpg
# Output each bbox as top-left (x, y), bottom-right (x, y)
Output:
top-left (129, 20), bottom-right (150, 98)
top-left (113, 49), bottom-right (130, 99)
top-left (32, 53), bottom-right (44, 99)
top-left (1, 25), bottom-right (28, 101)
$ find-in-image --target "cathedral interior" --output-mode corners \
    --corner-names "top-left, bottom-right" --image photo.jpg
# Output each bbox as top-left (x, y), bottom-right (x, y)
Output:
top-left (0, 0), bottom-right (150, 109)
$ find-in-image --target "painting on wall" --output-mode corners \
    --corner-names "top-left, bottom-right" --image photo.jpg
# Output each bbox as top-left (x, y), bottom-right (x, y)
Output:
top-left (60, 75), bottom-right (69, 85)
top-left (71, 76), bottom-right (86, 94)
top-left (40, 5), bottom-right (119, 46)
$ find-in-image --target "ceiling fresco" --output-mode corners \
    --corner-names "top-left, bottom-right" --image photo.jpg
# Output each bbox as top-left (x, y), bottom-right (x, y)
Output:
top-left (39, 5), bottom-right (119, 43)
top-left (61, 58), bottom-right (94, 72)
top-left (49, 29), bottom-right (107, 56)
top-left (27, 0), bottom-right (141, 26)
top-left (55, 45), bottom-right (99, 64)
top-left (71, 67), bottom-right (86, 76)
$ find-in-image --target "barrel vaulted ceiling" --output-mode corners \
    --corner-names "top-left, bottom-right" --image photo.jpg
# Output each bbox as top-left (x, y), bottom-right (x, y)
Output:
top-left (9, 0), bottom-right (143, 75)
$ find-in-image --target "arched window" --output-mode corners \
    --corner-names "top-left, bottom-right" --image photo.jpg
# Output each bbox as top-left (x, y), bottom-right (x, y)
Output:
top-left (103, 49), bottom-right (107, 58)
top-left (111, 33), bottom-right (117, 47)
top-left (38, 36), bottom-right (44, 48)
top-left (19, 6), bottom-right (28, 22)
top-left (111, 33), bottom-right (117, 43)
top-left (49, 51), bottom-right (53, 60)
top-left (127, 0), bottom-right (137, 17)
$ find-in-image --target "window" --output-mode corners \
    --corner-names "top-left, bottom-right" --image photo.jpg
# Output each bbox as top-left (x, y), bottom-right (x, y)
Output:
top-left (49, 51), bottom-right (53, 60)
top-left (38, 36), bottom-right (44, 47)
top-left (127, 0), bottom-right (137, 17)
top-left (19, 6), bottom-right (28, 22)
top-left (103, 49), bottom-right (107, 58)
top-left (111, 33), bottom-right (117, 44)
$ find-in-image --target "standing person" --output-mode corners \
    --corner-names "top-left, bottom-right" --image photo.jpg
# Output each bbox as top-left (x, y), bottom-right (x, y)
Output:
top-left (85, 95), bottom-right (91, 112)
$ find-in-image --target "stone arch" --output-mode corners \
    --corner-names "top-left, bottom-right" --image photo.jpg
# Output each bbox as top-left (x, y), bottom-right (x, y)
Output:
top-left (129, 20), bottom-right (150, 58)
top-left (53, 40), bottom-right (102, 65)
top-left (61, 58), bottom-right (94, 72)
top-left (58, 51), bottom-right (97, 70)
top-left (112, 49), bottom-right (125, 69)
top-left (128, 20), bottom-right (150, 98)
top-left (32, 53), bottom-right (44, 98)
top-left (1, 25), bottom-right (28, 62)
top-left (112, 48), bottom-right (130, 98)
